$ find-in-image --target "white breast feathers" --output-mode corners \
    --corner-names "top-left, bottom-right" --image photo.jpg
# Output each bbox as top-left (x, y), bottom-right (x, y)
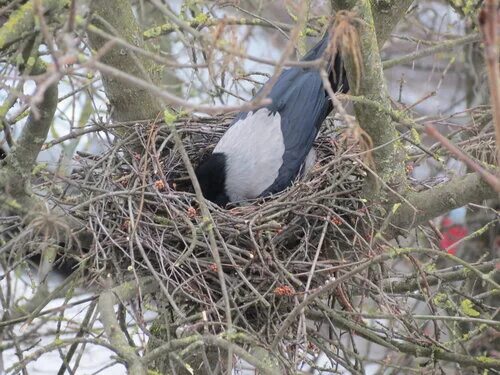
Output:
top-left (214, 108), bottom-right (285, 202)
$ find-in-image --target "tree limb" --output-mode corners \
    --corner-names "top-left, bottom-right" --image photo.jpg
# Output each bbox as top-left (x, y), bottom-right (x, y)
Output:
top-left (383, 33), bottom-right (481, 70)
top-left (0, 0), bottom-right (68, 51)
top-left (98, 279), bottom-right (147, 375)
top-left (0, 57), bottom-right (58, 212)
top-left (333, 0), bottom-right (408, 197)
top-left (87, 0), bottom-right (163, 123)
top-left (313, 302), bottom-right (500, 370)
top-left (333, 0), bottom-right (414, 47)
top-left (381, 259), bottom-right (498, 294)
top-left (387, 172), bottom-right (498, 238)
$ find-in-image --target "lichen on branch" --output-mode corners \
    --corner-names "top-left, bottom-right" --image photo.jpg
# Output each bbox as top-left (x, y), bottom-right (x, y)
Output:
top-left (87, 0), bottom-right (163, 124)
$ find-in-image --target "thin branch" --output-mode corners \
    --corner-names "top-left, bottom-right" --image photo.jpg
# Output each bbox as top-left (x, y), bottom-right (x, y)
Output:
top-left (383, 33), bottom-right (481, 69)
top-left (381, 259), bottom-right (498, 294)
top-left (143, 16), bottom-right (321, 40)
top-left (479, 0), bottom-right (500, 161)
top-left (313, 303), bottom-right (500, 370)
top-left (98, 278), bottom-right (147, 375)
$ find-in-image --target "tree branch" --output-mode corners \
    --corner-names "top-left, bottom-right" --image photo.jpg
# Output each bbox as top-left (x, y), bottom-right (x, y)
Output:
top-left (313, 303), bottom-right (500, 370)
top-left (383, 33), bottom-right (481, 69)
top-left (98, 279), bottom-right (147, 375)
top-left (87, 0), bottom-right (163, 123)
top-left (143, 16), bottom-right (321, 40)
top-left (0, 0), bottom-right (68, 52)
top-left (0, 56), bottom-right (58, 212)
top-left (388, 172), bottom-right (498, 238)
top-left (381, 259), bottom-right (498, 294)
top-left (333, 0), bottom-right (414, 46)
top-left (333, 0), bottom-right (409, 197)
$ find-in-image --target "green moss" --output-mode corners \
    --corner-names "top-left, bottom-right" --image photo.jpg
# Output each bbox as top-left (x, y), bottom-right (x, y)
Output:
top-left (154, 215), bottom-right (172, 225)
top-left (391, 202), bottom-right (401, 214)
top-left (193, 12), bottom-right (209, 24)
top-left (0, 2), bottom-right (33, 49)
top-left (463, 0), bottom-right (478, 15)
top-left (6, 199), bottom-right (22, 210)
top-left (0, 0), bottom-right (69, 50)
top-left (410, 127), bottom-right (421, 144)
top-left (143, 26), bottom-right (164, 39)
top-left (201, 216), bottom-right (213, 232)
top-left (163, 109), bottom-right (177, 125)
top-left (433, 293), bottom-right (454, 309)
top-left (32, 162), bottom-right (48, 175)
top-left (425, 263), bottom-right (436, 272)
top-left (460, 299), bottom-right (480, 317)
top-left (477, 356), bottom-right (496, 365)
top-left (388, 247), bottom-right (403, 258)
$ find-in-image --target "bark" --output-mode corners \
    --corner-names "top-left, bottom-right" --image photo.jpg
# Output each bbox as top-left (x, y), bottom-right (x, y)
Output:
top-left (333, 0), bottom-right (414, 47)
top-left (333, 0), bottom-right (411, 199)
top-left (0, 0), bottom-right (68, 51)
top-left (388, 172), bottom-right (498, 238)
top-left (87, 0), bottom-right (163, 123)
top-left (0, 61), bottom-right (58, 212)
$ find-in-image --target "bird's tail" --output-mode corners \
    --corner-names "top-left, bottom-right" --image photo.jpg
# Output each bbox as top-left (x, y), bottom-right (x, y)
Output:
top-left (302, 32), bottom-right (349, 94)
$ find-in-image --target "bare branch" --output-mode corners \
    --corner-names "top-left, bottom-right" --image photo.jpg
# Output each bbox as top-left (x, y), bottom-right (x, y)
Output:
top-left (388, 172), bottom-right (498, 238)
top-left (98, 279), bottom-right (147, 375)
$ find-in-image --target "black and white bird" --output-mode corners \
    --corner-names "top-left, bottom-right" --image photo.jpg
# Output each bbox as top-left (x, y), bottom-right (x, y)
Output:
top-left (195, 32), bottom-right (349, 206)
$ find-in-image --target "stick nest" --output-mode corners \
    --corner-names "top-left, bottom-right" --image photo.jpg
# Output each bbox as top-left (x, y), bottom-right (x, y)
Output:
top-left (71, 114), bottom-right (371, 340)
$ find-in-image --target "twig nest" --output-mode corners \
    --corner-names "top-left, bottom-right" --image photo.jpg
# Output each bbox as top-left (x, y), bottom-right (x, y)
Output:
top-left (73, 114), bottom-right (369, 336)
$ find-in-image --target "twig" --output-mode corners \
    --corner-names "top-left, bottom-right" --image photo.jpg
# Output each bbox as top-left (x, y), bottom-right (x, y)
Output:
top-left (383, 33), bottom-right (481, 69)
top-left (424, 124), bottom-right (500, 192)
top-left (479, 0), bottom-right (500, 161)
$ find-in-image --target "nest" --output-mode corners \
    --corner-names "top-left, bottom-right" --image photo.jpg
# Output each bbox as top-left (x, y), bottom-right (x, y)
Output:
top-left (71, 114), bottom-right (371, 342)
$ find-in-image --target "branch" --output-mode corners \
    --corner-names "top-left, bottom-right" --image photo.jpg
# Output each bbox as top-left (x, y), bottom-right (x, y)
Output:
top-left (381, 259), bottom-right (498, 294)
top-left (479, 0), bottom-right (500, 161)
top-left (0, 57), bottom-right (58, 211)
top-left (98, 279), bottom-right (147, 375)
top-left (333, 0), bottom-right (408, 196)
top-left (202, 335), bottom-right (279, 375)
top-left (313, 303), bottom-right (500, 370)
top-left (0, 277), bottom-right (157, 329)
top-left (425, 124), bottom-right (500, 192)
top-left (383, 33), bottom-right (481, 69)
top-left (333, 0), bottom-right (414, 46)
top-left (0, 0), bottom-right (68, 51)
top-left (387, 173), bottom-right (498, 238)
top-left (143, 16), bottom-right (321, 40)
top-left (87, 0), bottom-right (163, 123)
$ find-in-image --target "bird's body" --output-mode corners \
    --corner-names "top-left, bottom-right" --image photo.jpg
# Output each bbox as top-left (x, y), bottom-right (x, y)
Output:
top-left (196, 33), bottom-right (348, 206)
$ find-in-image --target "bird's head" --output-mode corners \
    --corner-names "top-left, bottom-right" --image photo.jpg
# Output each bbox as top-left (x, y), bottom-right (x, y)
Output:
top-left (195, 152), bottom-right (229, 207)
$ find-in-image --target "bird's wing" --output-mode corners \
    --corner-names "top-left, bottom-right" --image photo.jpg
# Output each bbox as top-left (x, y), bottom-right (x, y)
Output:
top-left (261, 67), bottom-right (332, 195)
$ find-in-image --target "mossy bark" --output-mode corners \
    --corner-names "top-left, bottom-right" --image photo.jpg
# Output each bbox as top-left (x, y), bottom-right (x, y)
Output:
top-left (388, 172), bottom-right (498, 238)
top-left (333, 0), bottom-right (411, 200)
top-left (0, 0), bottom-right (69, 51)
top-left (87, 0), bottom-right (163, 123)
top-left (333, 0), bottom-right (414, 47)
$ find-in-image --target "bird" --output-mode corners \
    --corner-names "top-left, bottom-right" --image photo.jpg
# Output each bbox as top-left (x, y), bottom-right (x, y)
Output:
top-left (195, 32), bottom-right (349, 206)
